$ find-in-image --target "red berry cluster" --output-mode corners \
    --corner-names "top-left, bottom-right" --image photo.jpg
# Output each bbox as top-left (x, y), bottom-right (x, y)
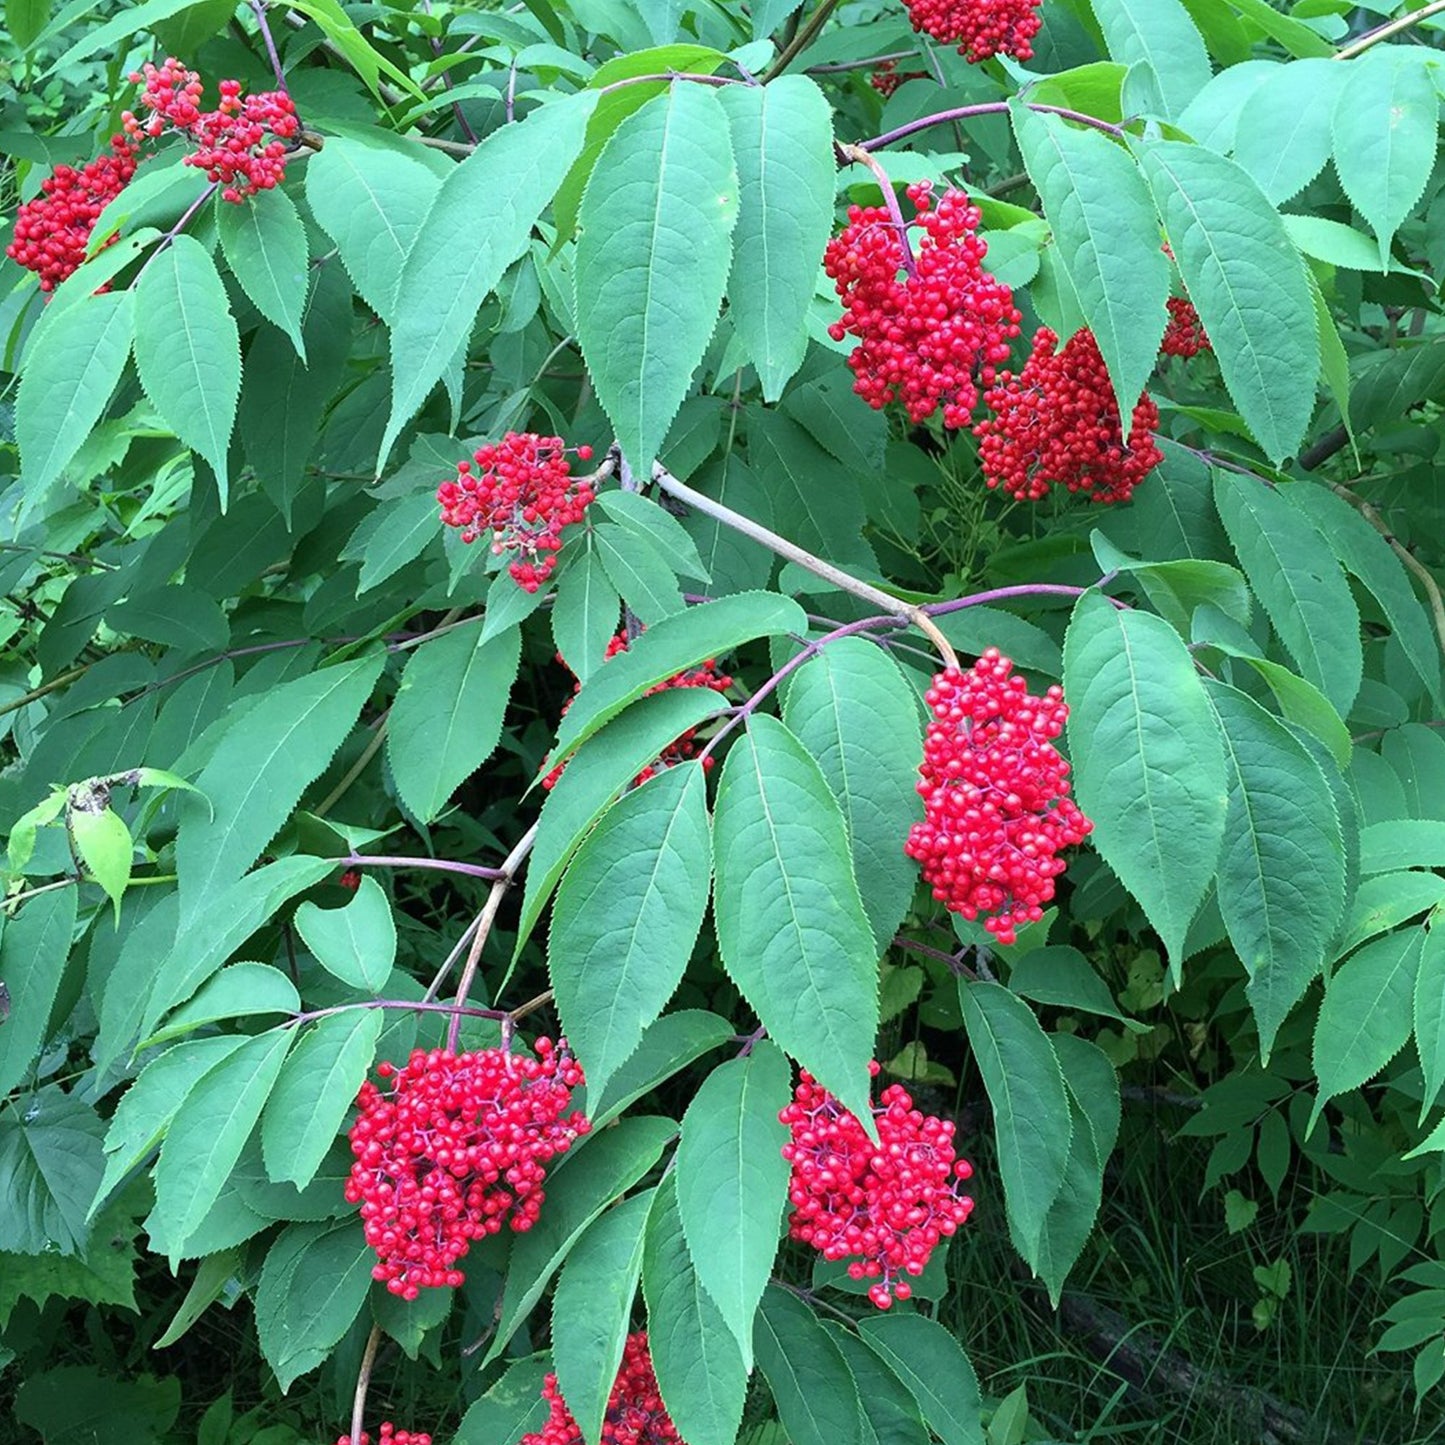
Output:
top-left (903, 0), bottom-right (1043, 62)
top-left (1160, 296), bottom-right (1210, 358)
top-left (124, 57), bottom-right (299, 202)
top-left (5, 136), bottom-right (140, 292)
top-left (541, 629), bottom-right (733, 790)
top-left (869, 59), bottom-right (930, 96)
top-left (334, 1426), bottom-right (431, 1445)
top-left (974, 327), bottom-right (1163, 505)
top-left (437, 433), bottom-right (596, 592)
top-left (825, 181), bottom-right (1020, 429)
top-left (522, 1333), bottom-right (680, 1445)
top-left (780, 1063), bottom-right (975, 1309)
top-left (905, 650), bottom-right (1091, 945)
top-left (344, 1041), bottom-right (589, 1298)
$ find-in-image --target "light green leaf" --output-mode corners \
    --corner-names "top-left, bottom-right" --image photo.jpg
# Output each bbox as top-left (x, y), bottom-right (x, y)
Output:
top-left (716, 77), bottom-right (835, 401)
top-left (592, 522), bottom-right (685, 624)
top-left (69, 806), bottom-right (131, 917)
top-left (1090, 0), bottom-right (1212, 119)
top-left (576, 1010), bottom-right (734, 1131)
top-left (339, 491), bottom-right (439, 594)
top-left (1137, 141), bottom-right (1318, 464)
top-left (383, 93), bottom-right (596, 464)
top-left (454, 1357), bottom-right (552, 1445)
top-left (133, 235), bottom-right (241, 506)
top-left (552, 543), bottom-right (623, 679)
top-left (857, 1312), bottom-right (984, 1445)
top-left (1011, 104), bottom-right (1169, 419)
top-left (1063, 591), bottom-right (1227, 965)
top-left (550, 763), bottom-right (712, 1105)
top-left (45, 0), bottom-right (218, 70)
top-left (575, 84), bottom-right (738, 470)
top-left (260, 1009), bottom-right (383, 1189)
top-left (593, 490), bottom-right (711, 584)
top-left (676, 1042), bottom-right (791, 1368)
top-left (0, 888), bottom-right (78, 1098)
top-left (217, 188), bottom-right (309, 358)
top-left (1225, 0), bottom-right (1332, 58)
top-left (958, 980), bottom-right (1072, 1268)
top-left (141, 962), bottom-right (299, 1050)
top-left (386, 618), bottom-right (521, 822)
top-left (17, 291), bottom-right (134, 502)
top-left (1413, 925), bottom-right (1445, 1120)
top-left (552, 1192), bottom-right (653, 1445)
top-left (1009, 945), bottom-right (1143, 1030)
top-left (712, 714), bottom-right (879, 1124)
top-left (293, 876), bottom-right (396, 992)
top-left (781, 637), bottom-right (923, 951)
top-left (1360, 820), bottom-right (1445, 874)
top-left (1232, 60), bottom-right (1343, 204)
top-left (1341, 871), bottom-right (1445, 955)
top-left (754, 1286), bottom-right (865, 1445)
top-left (1214, 471), bottom-right (1361, 717)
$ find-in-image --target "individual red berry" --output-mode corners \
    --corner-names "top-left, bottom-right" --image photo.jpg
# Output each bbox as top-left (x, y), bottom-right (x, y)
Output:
top-left (338, 870), bottom-right (362, 891)
top-left (437, 432), bottom-right (596, 592)
top-left (974, 327), bottom-right (1162, 505)
top-left (334, 1425), bottom-right (432, 1445)
top-left (824, 180), bottom-right (1020, 429)
top-left (869, 59), bottom-right (930, 96)
top-left (780, 1063), bottom-right (975, 1309)
top-left (6, 135), bottom-right (140, 293)
top-left (904, 651), bottom-right (1091, 945)
top-left (344, 1040), bottom-right (589, 1297)
top-left (902, 0), bottom-right (1043, 63)
top-left (522, 1333), bottom-right (680, 1445)
top-left (541, 629), bottom-right (733, 790)
top-left (1160, 296), bottom-right (1210, 359)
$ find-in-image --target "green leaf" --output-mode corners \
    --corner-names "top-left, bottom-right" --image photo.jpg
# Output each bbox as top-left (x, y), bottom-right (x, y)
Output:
top-left (1137, 141), bottom-right (1318, 463)
top-left (716, 77), bottom-right (834, 402)
top-left (1011, 104), bottom-right (1168, 419)
top-left (576, 1010), bottom-right (734, 1131)
top-left (485, 1115), bottom-right (675, 1366)
top-left (1225, 0), bottom-right (1332, 57)
top-left (1341, 871), bottom-right (1445, 955)
top-left (958, 980), bottom-right (1072, 1268)
top-left (373, 1281), bottom-right (453, 1360)
top-left (293, 877), bottom-right (395, 992)
top-left (454, 1357), bottom-right (552, 1445)
top-left (1333, 49), bottom-right (1437, 265)
top-left (550, 762), bottom-right (712, 1104)
top-left (1213, 471), bottom-right (1361, 718)
top-left (676, 1042), bottom-right (791, 1367)
top-left (1281, 482), bottom-right (1443, 712)
top-left (1360, 820), bottom-right (1445, 874)
top-left (45, 0), bottom-right (220, 70)
top-left (153, 1029), bottom-right (294, 1262)
top-left (1311, 930), bottom-right (1425, 1132)
top-left (142, 962), bottom-right (298, 1049)
top-left (1232, 60), bottom-right (1343, 204)
top-left (1208, 684), bottom-right (1346, 1061)
top-left (552, 1192), bottom-right (653, 1445)
top-left (260, 1009), bottom-right (382, 1189)
top-left (1090, 0), bottom-right (1211, 119)
top-left (781, 637), bottom-right (923, 951)
top-left (593, 490), bottom-right (711, 584)
top-left (382, 93), bottom-right (596, 464)
top-left (17, 291), bottom-right (134, 502)
top-left (712, 714), bottom-right (879, 1123)
top-left (217, 189), bottom-right (309, 358)
top-left (286, 0), bottom-right (423, 101)
top-left (1413, 925), bottom-right (1445, 1119)
top-left (643, 1175), bottom-right (749, 1445)
top-left (68, 805), bottom-right (130, 918)
top-left (14, 1364), bottom-right (178, 1444)
top-left (575, 84), bottom-right (738, 469)
top-left (754, 1286), bottom-right (865, 1445)
top-left (107, 584), bottom-right (229, 654)
top-left (304, 139), bottom-right (440, 321)
top-left (254, 1219), bottom-right (373, 1391)
top-left (0, 1085), bottom-right (104, 1256)
top-left (552, 590), bottom-right (804, 762)
top-left (386, 619), bottom-right (521, 823)
top-left (828, 1326), bottom-right (930, 1445)
top-left (553, 543), bottom-right (623, 679)
top-left (592, 523), bottom-right (685, 623)
top-left (1063, 591), bottom-right (1227, 964)
top-left (1009, 945), bottom-right (1143, 1030)
top-left (0, 887), bottom-right (77, 1097)
top-left (857, 1312), bottom-right (984, 1445)
top-left (174, 655), bottom-right (384, 919)
top-left (133, 235), bottom-right (241, 506)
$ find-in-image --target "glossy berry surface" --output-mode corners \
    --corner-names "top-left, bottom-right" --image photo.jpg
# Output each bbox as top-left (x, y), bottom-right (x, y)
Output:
top-left (437, 432), bottom-right (595, 592)
top-left (825, 181), bottom-right (1020, 430)
top-left (522, 1333), bottom-right (681, 1445)
top-left (975, 327), bottom-right (1163, 505)
top-left (903, 0), bottom-right (1043, 62)
top-left (1161, 296), bottom-right (1211, 358)
top-left (334, 1426), bottom-right (431, 1445)
top-left (345, 1040), bottom-right (588, 1297)
top-left (905, 650), bottom-right (1091, 945)
top-left (780, 1064), bottom-right (975, 1308)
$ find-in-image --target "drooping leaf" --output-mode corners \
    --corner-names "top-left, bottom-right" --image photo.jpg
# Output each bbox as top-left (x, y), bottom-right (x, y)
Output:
top-left (0, 887), bottom-right (78, 1097)
top-left (1089, 0), bottom-right (1212, 119)
top-left (1009, 946), bottom-right (1142, 1030)
top-left (133, 234), bottom-right (241, 505)
top-left (1063, 590), bottom-right (1227, 964)
top-left (575, 84), bottom-right (738, 469)
top-left (141, 962), bottom-right (299, 1049)
top-left (592, 523), bottom-right (685, 623)
top-left (454, 1357), bottom-right (552, 1445)
top-left (828, 1326), bottom-right (930, 1445)
top-left (576, 1010), bottom-right (735, 1131)
top-left (0, 1085), bottom-right (105, 1256)
top-left (857, 1311), bottom-right (984, 1445)
top-left (1413, 924), bottom-right (1445, 1120)
top-left (552, 543), bottom-right (623, 679)
top-left (712, 714), bottom-right (879, 1123)
top-left (550, 763), bottom-right (712, 1104)
top-left (1232, 60), bottom-right (1344, 204)
top-left (217, 188), bottom-right (309, 358)
top-left (754, 1286), bottom-right (866, 1445)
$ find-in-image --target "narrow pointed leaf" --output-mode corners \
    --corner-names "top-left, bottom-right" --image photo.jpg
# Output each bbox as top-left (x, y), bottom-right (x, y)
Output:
top-left (0, 888), bottom-right (78, 1097)
top-left (857, 1312), bottom-right (984, 1445)
top-left (754, 1286), bottom-right (866, 1445)
top-left (217, 188), bottom-right (309, 358)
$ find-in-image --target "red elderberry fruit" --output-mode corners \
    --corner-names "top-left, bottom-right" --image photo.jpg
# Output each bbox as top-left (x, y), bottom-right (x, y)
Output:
top-left (345, 1040), bottom-right (589, 1297)
top-left (869, 59), bottom-right (930, 96)
top-left (903, 0), bottom-right (1043, 63)
top-left (334, 1426), bottom-right (431, 1445)
top-left (974, 326), bottom-right (1163, 505)
top-left (6, 136), bottom-right (141, 293)
top-left (338, 869), bottom-right (362, 891)
top-left (825, 180), bottom-right (1020, 429)
top-left (522, 1332), bottom-right (681, 1445)
top-left (541, 628), bottom-right (733, 790)
top-left (905, 650), bottom-right (1091, 945)
top-left (780, 1063), bottom-right (975, 1309)
top-left (1160, 296), bottom-right (1211, 359)
top-left (124, 57), bottom-right (299, 203)
top-left (437, 432), bottom-right (596, 593)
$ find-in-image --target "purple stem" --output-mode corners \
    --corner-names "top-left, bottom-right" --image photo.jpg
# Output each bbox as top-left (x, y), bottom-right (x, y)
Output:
top-left (923, 583), bottom-right (1095, 616)
top-left (838, 144), bottom-right (917, 277)
top-left (344, 853), bottom-right (507, 881)
top-left (592, 71), bottom-right (743, 99)
top-left (861, 101), bottom-right (1126, 152)
top-left (289, 998), bottom-right (510, 1029)
top-left (736, 1024), bottom-right (767, 1059)
top-left (420, 0), bottom-right (480, 145)
top-left (132, 181), bottom-right (220, 286)
top-left (250, 0), bottom-right (288, 92)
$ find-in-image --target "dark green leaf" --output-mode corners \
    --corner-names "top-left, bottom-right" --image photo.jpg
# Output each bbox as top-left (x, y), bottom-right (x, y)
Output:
top-left (0, 1086), bottom-right (105, 1256)
top-left (754, 1286), bottom-right (865, 1445)
top-left (857, 1312), bottom-right (984, 1445)
top-left (217, 188), bottom-right (309, 358)
top-left (1413, 924), bottom-right (1445, 1119)
top-left (0, 887), bottom-right (78, 1097)
top-left (294, 875), bottom-right (396, 992)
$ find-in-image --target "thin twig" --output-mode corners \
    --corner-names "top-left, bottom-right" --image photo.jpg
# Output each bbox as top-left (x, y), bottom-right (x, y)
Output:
top-left (805, 49), bottom-right (916, 74)
top-left (314, 710), bottom-right (389, 818)
top-left (249, 0), bottom-right (288, 90)
top-left (348, 1324), bottom-right (382, 1445)
top-left (419, 0), bottom-right (479, 144)
top-left (837, 143), bottom-right (916, 276)
top-left (0, 665), bottom-right (91, 720)
top-left (131, 182), bottom-right (220, 286)
top-left (765, 0), bottom-right (842, 77)
top-left (343, 854), bottom-right (507, 882)
top-left (860, 101), bottom-right (1125, 151)
top-left (1334, 0), bottom-right (1445, 59)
